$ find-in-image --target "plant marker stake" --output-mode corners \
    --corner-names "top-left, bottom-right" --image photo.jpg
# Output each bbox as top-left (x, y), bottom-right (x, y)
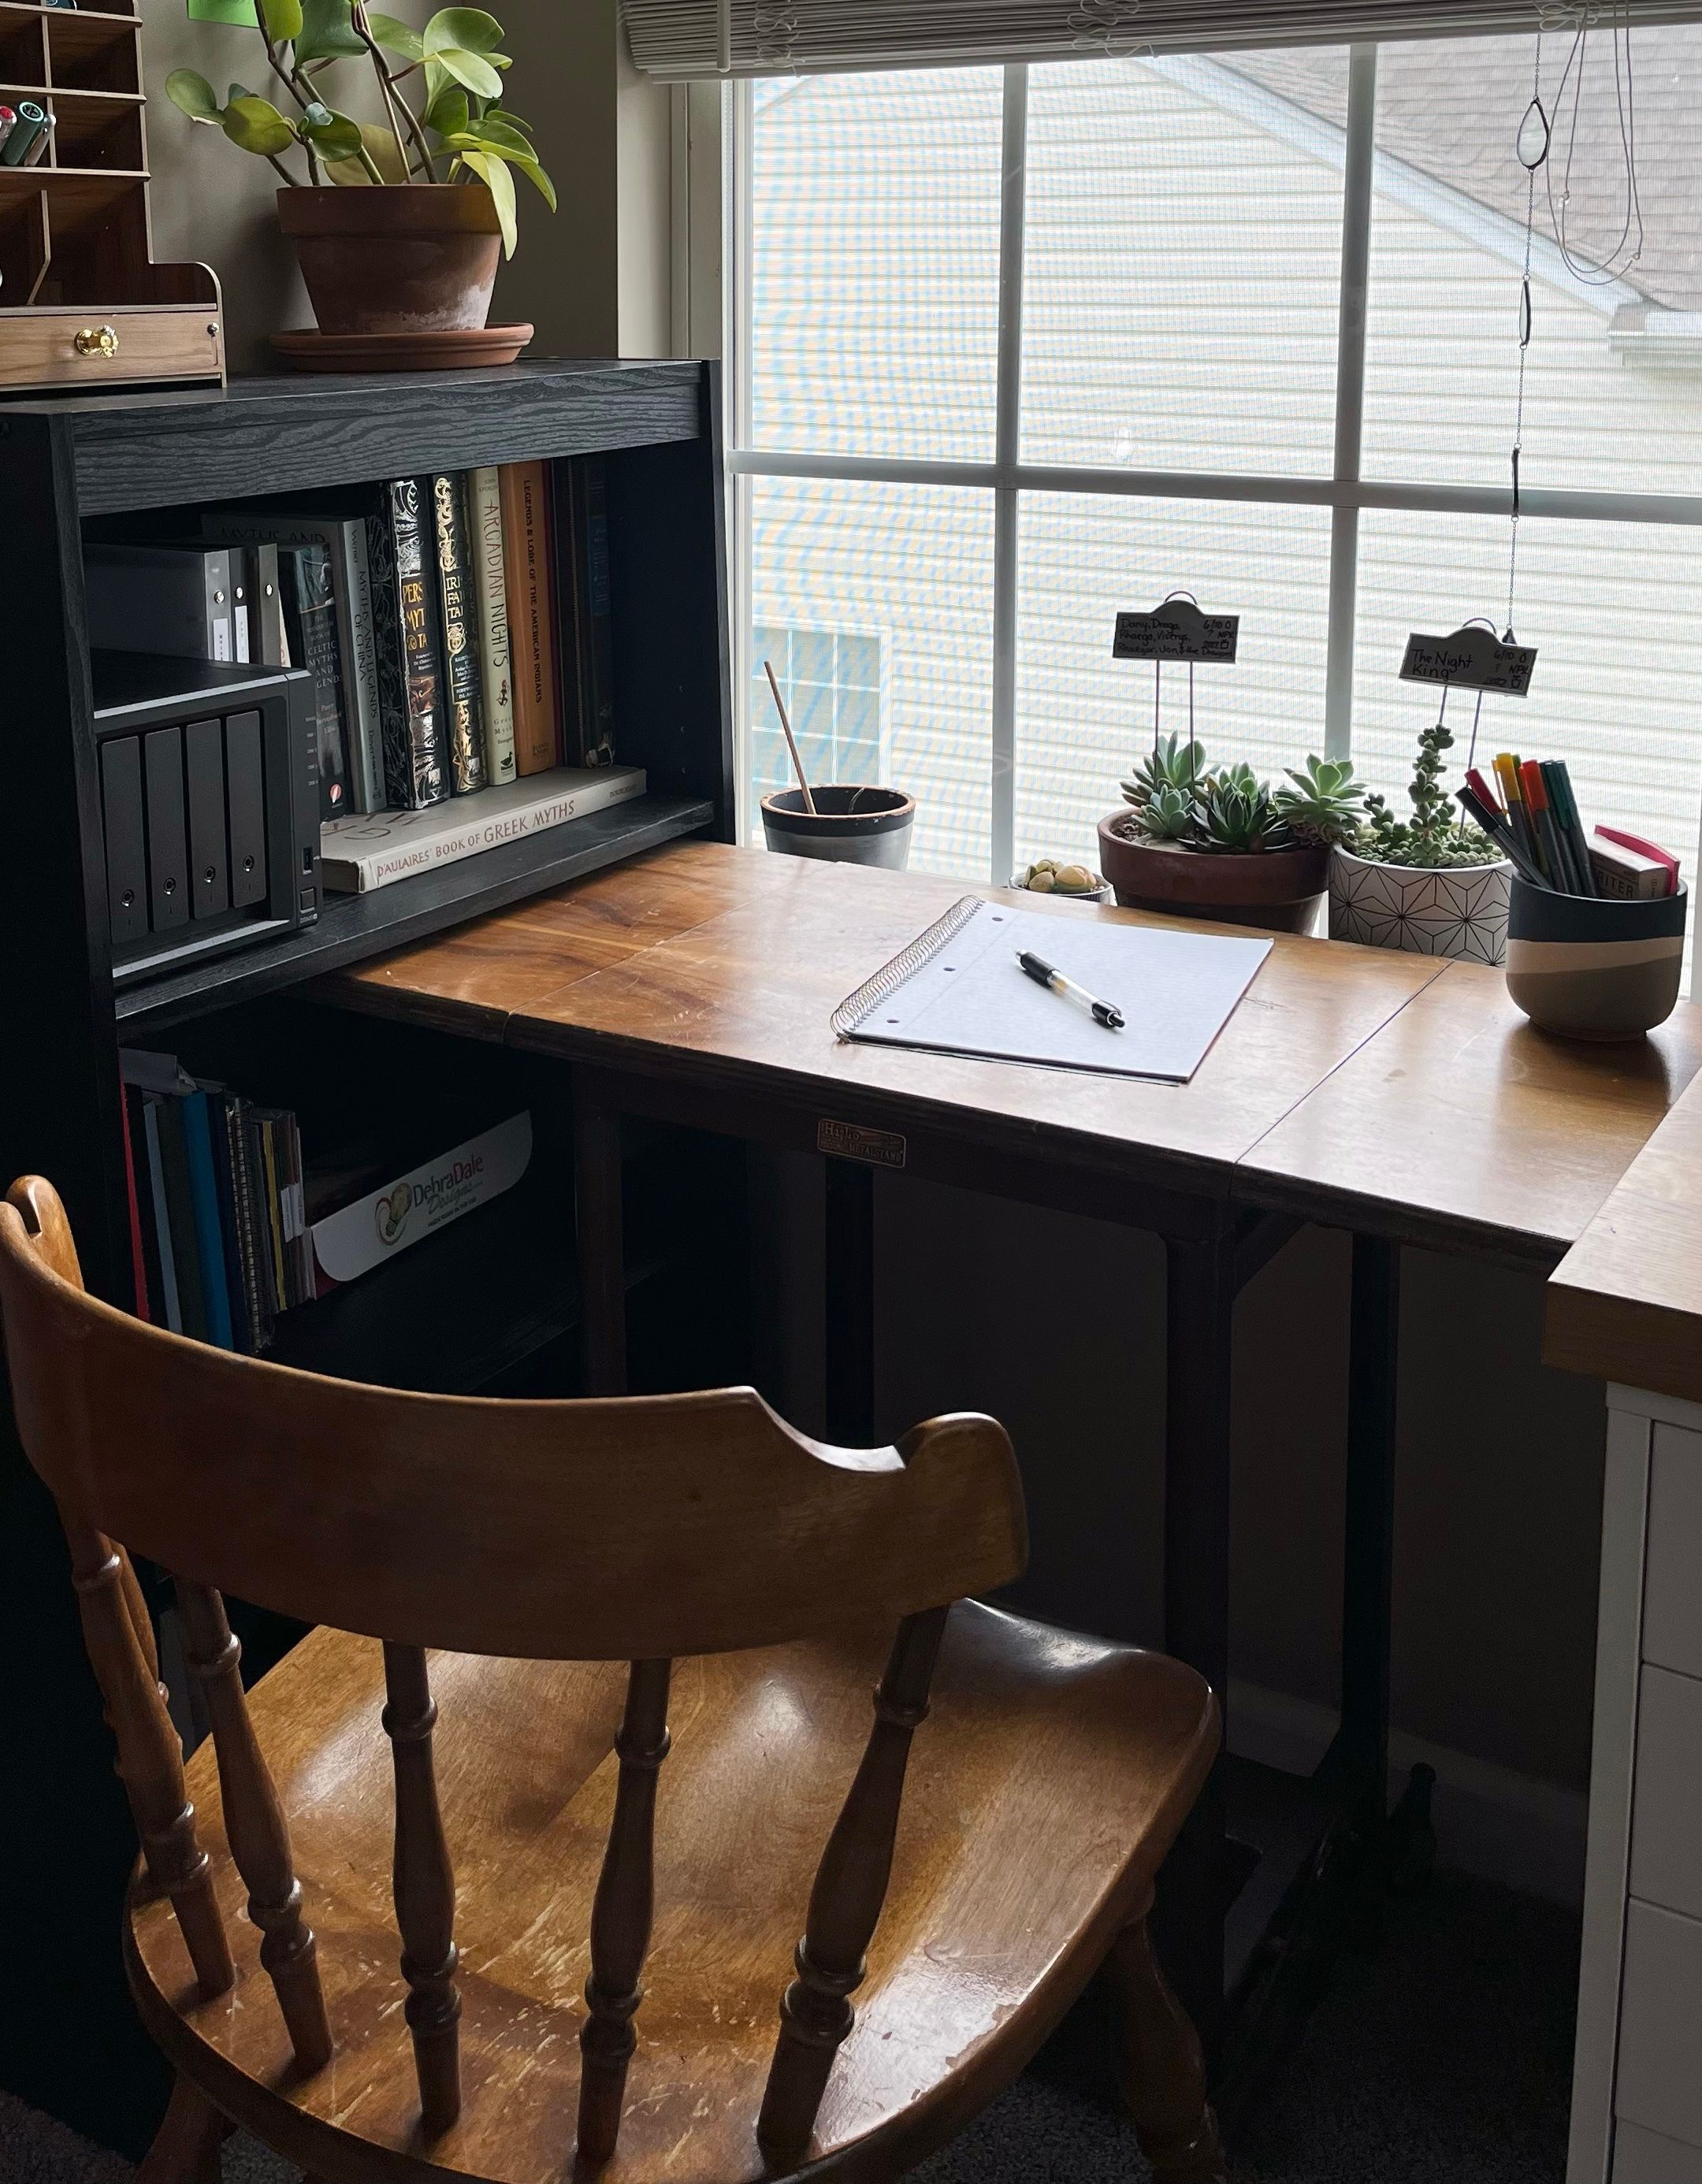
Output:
top-left (764, 659), bottom-right (818, 818)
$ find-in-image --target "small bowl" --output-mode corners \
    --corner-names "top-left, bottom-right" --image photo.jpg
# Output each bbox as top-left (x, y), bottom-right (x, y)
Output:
top-left (1505, 876), bottom-right (1688, 1040)
top-left (1009, 869), bottom-right (1111, 904)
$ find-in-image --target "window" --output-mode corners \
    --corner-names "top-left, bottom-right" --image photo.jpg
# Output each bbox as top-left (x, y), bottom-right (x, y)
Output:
top-left (752, 622), bottom-right (886, 797)
top-left (728, 32), bottom-right (1702, 908)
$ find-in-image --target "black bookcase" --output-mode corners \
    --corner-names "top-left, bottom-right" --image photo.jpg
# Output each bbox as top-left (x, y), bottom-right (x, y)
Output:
top-left (0, 359), bottom-right (734, 2149)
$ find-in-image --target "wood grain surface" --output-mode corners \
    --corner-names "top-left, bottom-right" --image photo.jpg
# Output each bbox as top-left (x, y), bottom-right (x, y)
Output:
top-left (1239, 959), bottom-right (1702, 1266)
top-left (128, 1606), bottom-right (1216, 2184)
top-left (1546, 1073), bottom-right (1702, 1402)
top-left (321, 844), bottom-right (1445, 1198)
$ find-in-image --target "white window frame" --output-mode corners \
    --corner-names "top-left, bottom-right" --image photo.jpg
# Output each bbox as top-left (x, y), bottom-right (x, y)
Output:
top-left (720, 46), bottom-right (1702, 877)
top-left (749, 618), bottom-right (890, 789)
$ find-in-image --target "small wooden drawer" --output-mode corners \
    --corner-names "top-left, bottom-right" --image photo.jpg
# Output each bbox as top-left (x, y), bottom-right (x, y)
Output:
top-left (0, 304), bottom-right (223, 392)
top-left (1630, 1666), bottom-right (1702, 1920)
top-left (1644, 1422), bottom-right (1702, 1679)
top-left (1616, 1900), bottom-right (1702, 2151)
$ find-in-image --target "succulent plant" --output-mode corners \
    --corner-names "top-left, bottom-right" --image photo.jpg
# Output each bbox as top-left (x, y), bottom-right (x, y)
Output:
top-left (1355, 721), bottom-right (1498, 870)
top-left (1121, 732), bottom-right (1208, 812)
top-left (1196, 767), bottom-right (1282, 853)
top-left (1274, 756), bottom-right (1366, 849)
top-left (1140, 782), bottom-right (1196, 841)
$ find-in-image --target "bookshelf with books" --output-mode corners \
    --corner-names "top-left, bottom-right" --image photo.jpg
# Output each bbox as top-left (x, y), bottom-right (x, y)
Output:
top-left (0, 359), bottom-right (737, 2145)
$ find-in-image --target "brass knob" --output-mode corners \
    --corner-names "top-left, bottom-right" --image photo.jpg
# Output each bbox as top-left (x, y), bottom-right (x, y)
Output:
top-left (74, 325), bottom-right (118, 358)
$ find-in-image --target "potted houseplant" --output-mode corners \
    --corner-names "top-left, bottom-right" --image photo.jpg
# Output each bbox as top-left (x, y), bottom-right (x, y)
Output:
top-left (1330, 722), bottom-right (1514, 963)
top-left (1098, 737), bottom-right (1365, 933)
top-left (166, 3), bottom-right (555, 346)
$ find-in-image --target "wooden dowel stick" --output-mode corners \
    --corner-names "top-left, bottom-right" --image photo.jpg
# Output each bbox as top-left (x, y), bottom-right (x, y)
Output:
top-left (764, 659), bottom-right (818, 818)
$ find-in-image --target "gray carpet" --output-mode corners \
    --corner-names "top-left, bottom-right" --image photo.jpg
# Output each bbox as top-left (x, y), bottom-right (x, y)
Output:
top-left (0, 1874), bottom-right (1575, 2184)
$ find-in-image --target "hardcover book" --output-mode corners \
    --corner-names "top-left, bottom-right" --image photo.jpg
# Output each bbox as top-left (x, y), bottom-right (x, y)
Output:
top-left (570, 455), bottom-right (616, 766)
top-left (468, 466), bottom-right (517, 786)
top-left (366, 477), bottom-right (449, 811)
top-left (277, 543), bottom-right (348, 822)
top-left (318, 763), bottom-right (647, 893)
top-left (431, 471), bottom-right (488, 797)
top-left (500, 461), bottom-right (560, 775)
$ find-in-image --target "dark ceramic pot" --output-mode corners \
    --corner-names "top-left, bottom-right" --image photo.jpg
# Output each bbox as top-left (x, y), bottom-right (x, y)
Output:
top-left (1505, 876), bottom-right (1688, 1040)
top-left (1097, 813), bottom-right (1329, 934)
top-left (277, 184), bottom-right (503, 336)
top-left (761, 786), bottom-right (916, 869)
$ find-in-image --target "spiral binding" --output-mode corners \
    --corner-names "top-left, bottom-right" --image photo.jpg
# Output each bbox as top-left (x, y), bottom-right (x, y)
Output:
top-left (830, 895), bottom-right (985, 1040)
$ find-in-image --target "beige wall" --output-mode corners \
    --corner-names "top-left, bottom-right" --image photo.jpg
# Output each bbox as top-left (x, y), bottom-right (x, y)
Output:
top-left (142, 0), bottom-right (667, 371)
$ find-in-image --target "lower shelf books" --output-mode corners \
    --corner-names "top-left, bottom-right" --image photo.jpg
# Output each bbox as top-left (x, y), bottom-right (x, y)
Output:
top-left (318, 762), bottom-right (645, 893)
top-left (120, 1048), bottom-right (533, 1354)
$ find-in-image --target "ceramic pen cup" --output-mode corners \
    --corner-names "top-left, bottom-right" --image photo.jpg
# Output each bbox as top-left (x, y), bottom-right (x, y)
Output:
top-left (1505, 876), bottom-right (1689, 1041)
top-left (760, 786), bottom-right (916, 870)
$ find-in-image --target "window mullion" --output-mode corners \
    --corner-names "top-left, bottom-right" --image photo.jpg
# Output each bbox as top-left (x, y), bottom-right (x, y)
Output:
top-left (1325, 43), bottom-right (1377, 763)
top-left (990, 60), bottom-right (1028, 884)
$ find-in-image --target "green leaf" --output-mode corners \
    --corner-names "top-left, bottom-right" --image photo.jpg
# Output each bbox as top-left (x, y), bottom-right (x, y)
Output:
top-left (433, 46), bottom-right (504, 98)
top-left (457, 148), bottom-right (516, 256)
top-left (424, 82), bottom-right (471, 137)
top-left (425, 8), bottom-right (507, 54)
top-left (229, 80), bottom-right (257, 102)
top-left (293, 0), bottom-right (366, 64)
top-left (300, 103), bottom-right (363, 160)
top-left (221, 94), bottom-right (300, 154)
top-left (366, 9), bottom-right (425, 59)
top-left (484, 105), bottom-right (533, 136)
top-left (258, 0), bottom-right (303, 40)
top-left (165, 69), bottom-right (222, 122)
top-left (444, 124), bottom-right (554, 208)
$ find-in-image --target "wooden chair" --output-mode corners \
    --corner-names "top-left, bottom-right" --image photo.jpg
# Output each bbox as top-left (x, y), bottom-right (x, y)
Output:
top-left (0, 1175), bottom-right (1224, 2184)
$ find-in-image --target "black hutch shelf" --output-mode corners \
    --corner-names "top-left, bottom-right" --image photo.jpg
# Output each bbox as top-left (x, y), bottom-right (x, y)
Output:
top-left (0, 358), bottom-right (735, 2152)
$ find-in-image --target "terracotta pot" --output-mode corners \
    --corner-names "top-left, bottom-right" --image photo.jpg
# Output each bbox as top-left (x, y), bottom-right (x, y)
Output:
top-left (277, 184), bottom-right (503, 336)
top-left (1096, 813), bottom-right (1329, 934)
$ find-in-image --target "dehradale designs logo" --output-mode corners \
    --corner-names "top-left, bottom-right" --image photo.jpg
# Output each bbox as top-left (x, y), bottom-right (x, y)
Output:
top-left (375, 1183), bottom-right (412, 1248)
top-left (373, 1150), bottom-right (489, 1250)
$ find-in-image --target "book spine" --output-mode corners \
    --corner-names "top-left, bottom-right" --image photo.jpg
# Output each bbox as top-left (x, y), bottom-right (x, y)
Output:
top-left (142, 1097), bottom-right (182, 1335)
top-left (182, 1090), bottom-right (235, 1350)
top-left (501, 461), bottom-right (559, 775)
top-left (552, 460), bottom-right (589, 767)
top-left (120, 1084), bottom-right (150, 1320)
top-left (469, 466), bottom-right (517, 786)
top-left (579, 455), bottom-right (616, 765)
top-left (321, 767), bottom-right (648, 892)
top-left (156, 1094), bottom-right (208, 1342)
top-left (278, 544), bottom-right (350, 822)
top-left (344, 521), bottom-right (385, 812)
top-left (258, 1116), bottom-right (288, 1311)
top-left (432, 471), bottom-right (489, 797)
top-left (208, 1094), bottom-right (252, 1356)
top-left (368, 480), bottom-right (449, 811)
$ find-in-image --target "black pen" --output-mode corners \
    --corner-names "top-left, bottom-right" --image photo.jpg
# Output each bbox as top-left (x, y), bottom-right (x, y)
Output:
top-left (1016, 949), bottom-right (1124, 1029)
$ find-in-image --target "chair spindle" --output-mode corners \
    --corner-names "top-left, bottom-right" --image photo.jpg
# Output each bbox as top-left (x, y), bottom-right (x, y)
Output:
top-left (757, 1604), bottom-right (950, 2160)
top-left (177, 1578), bottom-right (332, 2074)
top-left (381, 1643), bottom-right (461, 2133)
top-left (577, 1657), bottom-right (672, 2167)
top-left (64, 1517), bottom-right (233, 1997)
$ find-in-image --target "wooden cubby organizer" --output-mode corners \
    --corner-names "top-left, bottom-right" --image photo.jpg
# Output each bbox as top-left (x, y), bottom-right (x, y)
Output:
top-left (0, 358), bottom-right (738, 2149)
top-left (0, 1), bottom-right (222, 392)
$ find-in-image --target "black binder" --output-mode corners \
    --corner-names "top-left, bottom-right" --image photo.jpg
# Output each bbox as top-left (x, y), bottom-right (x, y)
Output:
top-left (142, 726), bottom-right (189, 932)
top-left (225, 708), bottom-right (267, 908)
top-left (99, 736), bottom-right (148, 946)
top-left (184, 715), bottom-right (229, 919)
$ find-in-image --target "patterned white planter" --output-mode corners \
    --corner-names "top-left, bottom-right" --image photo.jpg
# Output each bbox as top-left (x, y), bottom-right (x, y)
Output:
top-left (1329, 845), bottom-right (1513, 964)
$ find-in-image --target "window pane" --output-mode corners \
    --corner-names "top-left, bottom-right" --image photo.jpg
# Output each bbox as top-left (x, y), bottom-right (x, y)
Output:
top-left (1014, 496), bottom-right (1334, 875)
top-left (747, 69), bottom-right (1004, 462)
top-left (1362, 30), bottom-right (1702, 493)
top-left (1021, 53), bottom-right (1347, 477)
top-left (748, 477), bottom-right (995, 875)
top-left (1352, 509), bottom-right (1702, 908)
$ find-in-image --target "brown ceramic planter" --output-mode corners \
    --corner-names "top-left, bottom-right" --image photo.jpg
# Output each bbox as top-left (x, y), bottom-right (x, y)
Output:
top-left (1097, 813), bottom-right (1329, 934)
top-left (277, 184), bottom-right (503, 336)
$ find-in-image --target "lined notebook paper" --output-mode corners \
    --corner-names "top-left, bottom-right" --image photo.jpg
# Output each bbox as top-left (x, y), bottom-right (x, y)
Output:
top-left (831, 897), bottom-right (1271, 1083)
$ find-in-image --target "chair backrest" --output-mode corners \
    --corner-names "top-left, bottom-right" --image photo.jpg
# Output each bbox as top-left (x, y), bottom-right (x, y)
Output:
top-left (0, 1176), bottom-right (1027, 2163)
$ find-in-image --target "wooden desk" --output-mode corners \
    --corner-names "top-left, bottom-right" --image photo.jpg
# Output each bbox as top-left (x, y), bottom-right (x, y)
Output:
top-left (315, 840), bottom-right (1702, 2114)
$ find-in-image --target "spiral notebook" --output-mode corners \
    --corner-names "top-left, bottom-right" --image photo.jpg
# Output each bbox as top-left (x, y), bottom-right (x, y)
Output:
top-left (831, 897), bottom-right (1271, 1083)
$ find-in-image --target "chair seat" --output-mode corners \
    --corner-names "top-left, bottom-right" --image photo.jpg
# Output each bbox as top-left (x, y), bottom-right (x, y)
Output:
top-left (128, 1600), bottom-right (1216, 2184)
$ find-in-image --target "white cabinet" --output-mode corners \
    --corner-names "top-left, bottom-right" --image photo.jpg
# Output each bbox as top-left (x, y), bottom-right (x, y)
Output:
top-left (1572, 1392), bottom-right (1702, 2183)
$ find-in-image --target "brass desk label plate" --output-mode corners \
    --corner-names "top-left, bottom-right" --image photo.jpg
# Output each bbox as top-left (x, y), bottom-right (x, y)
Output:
top-left (818, 1118), bottom-right (907, 1169)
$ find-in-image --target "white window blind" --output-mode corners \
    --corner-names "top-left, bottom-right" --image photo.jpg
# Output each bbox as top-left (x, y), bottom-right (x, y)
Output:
top-left (623, 0), bottom-right (1702, 80)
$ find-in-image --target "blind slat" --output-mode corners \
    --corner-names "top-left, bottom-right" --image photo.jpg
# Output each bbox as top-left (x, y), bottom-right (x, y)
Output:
top-left (623, 0), bottom-right (1702, 79)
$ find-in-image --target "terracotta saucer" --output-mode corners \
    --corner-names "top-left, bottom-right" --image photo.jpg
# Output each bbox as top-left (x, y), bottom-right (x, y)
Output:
top-left (272, 323), bottom-right (533, 372)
